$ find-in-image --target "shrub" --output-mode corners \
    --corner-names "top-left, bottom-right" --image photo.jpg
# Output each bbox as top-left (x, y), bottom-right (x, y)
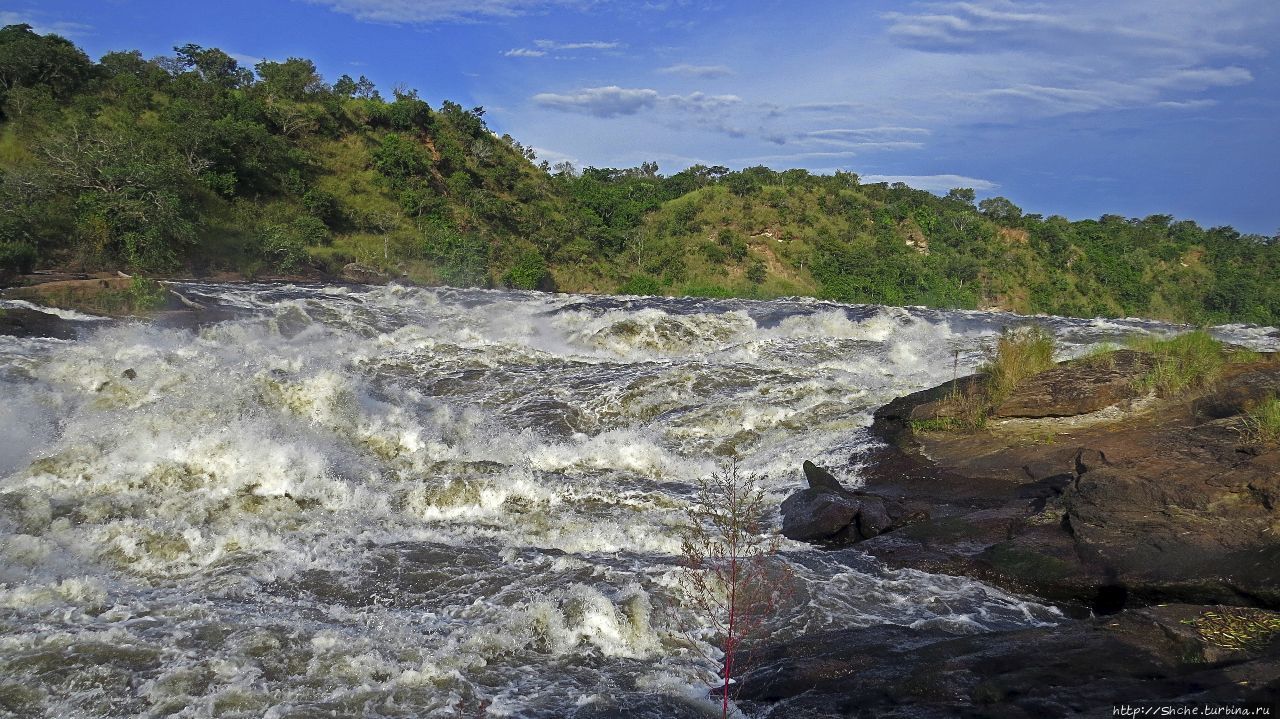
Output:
top-left (680, 459), bottom-right (793, 717)
top-left (258, 224), bottom-right (311, 272)
top-left (123, 276), bottom-right (167, 311)
top-left (503, 250), bottom-right (548, 290)
top-left (617, 274), bottom-right (662, 296)
top-left (0, 241), bottom-right (37, 275)
top-left (422, 223), bottom-right (489, 287)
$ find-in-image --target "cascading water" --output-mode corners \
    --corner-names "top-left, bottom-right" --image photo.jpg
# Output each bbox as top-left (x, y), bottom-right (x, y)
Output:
top-left (1, 283), bottom-right (1275, 718)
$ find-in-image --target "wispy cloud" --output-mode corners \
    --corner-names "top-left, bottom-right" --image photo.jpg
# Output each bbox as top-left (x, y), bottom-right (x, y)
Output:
top-left (305, 0), bottom-right (587, 24)
top-left (806, 127), bottom-right (932, 139)
top-left (0, 11), bottom-right (92, 38)
top-left (658, 63), bottom-right (733, 78)
top-left (861, 174), bottom-right (999, 192)
top-left (533, 86), bottom-right (660, 117)
top-left (505, 38), bottom-right (622, 58)
top-left (534, 39), bottom-right (620, 51)
top-left (532, 85), bottom-right (741, 119)
top-left (229, 52), bottom-right (264, 67)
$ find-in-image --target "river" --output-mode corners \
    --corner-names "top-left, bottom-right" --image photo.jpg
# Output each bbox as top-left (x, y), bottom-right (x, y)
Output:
top-left (1, 283), bottom-right (1275, 717)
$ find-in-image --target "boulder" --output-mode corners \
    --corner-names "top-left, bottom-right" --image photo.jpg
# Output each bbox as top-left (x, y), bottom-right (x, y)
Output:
top-left (780, 489), bottom-right (859, 541)
top-left (802, 459), bottom-right (846, 492)
top-left (0, 307), bottom-right (81, 339)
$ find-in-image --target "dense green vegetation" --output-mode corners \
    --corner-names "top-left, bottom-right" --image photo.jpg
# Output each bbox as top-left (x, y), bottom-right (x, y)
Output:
top-left (2, 26), bottom-right (1278, 325)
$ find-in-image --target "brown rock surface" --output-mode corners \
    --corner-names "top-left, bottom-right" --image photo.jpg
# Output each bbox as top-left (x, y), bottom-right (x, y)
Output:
top-left (856, 357), bottom-right (1280, 612)
top-left (992, 349), bottom-right (1152, 418)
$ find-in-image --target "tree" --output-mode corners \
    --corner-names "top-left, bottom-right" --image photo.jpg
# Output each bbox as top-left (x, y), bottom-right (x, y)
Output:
top-left (946, 187), bottom-right (976, 206)
top-left (0, 24), bottom-right (93, 107)
top-left (254, 57), bottom-right (326, 100)
top-left (333, 73), bottom-right (358, 98)
top-left (978, 195), bottom-right (1022, 224)
top-left (681, 459), bottom-right (793, 717)
top-left (173, 44), bottom-right (251, 88)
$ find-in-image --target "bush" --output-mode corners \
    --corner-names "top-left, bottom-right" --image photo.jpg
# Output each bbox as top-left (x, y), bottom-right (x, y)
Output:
top-left (503, 250), bottom-right (548, 290)
top-left (422, 223), bottom-right (489, 286)
top-left (0, 241), bottom-right (37, 275)
top-left (746, 259), bottom-right (767, 284)
top-left (291, 215), bottom-right (331, 246)
top-left (302, 188), bottom-right (341, 226)
top-left (258, 224), bottom-right (311, 272)
top-left (123, 276), bottom-right (167, 311)
top-left (617, 274), bottom-right (662, 296)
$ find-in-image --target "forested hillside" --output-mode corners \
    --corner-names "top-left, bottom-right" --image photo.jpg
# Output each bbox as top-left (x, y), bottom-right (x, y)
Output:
top-left (2, 25), bottom-right (1277, 325)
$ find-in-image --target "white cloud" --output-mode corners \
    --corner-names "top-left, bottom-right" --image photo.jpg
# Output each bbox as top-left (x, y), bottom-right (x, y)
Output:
top-left (807, 127), bottom-right (932, 138)
top-left (304, 0), bottom-right (586, 24)
top-left (658, 63), bottom-right (733, 78)
top-left (229, 52), bottom-right (264, 68)
top-left (1150, 66), bottom-right (1253, 91)
top-left (533, 86), bottom-right (660, 117)
top-left (665, 91), bottom-right (741, 113)
top-left (0, 11), bottom-right (92, 38)
top-left (534, 39), bottom-right (621, 51)
top-left (1153, 99), bottom-right (1218, 110)
top-left (532, 86), bottom-right (741, 119)
top-left (861, 174), bottom-right (999, 192)
top-left (503, 48), bottom-right (548, 58)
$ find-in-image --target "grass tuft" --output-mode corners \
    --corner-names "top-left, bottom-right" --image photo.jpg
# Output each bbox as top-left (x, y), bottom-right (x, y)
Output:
top-left (1242, 395), bottom-right (1280, 445)
top-left (1128, 330), bottom-right (1225, 397)
top-left (980, 326), bottom-right (1056, 406)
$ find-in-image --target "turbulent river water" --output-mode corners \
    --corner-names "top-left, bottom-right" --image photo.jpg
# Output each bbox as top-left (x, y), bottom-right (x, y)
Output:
top-left (1, 283), bottom-right (1277, 718)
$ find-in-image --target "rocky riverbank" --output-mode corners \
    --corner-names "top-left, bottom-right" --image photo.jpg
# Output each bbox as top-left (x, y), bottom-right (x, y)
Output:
top-left (761, 349), bottom-right (1280, 714)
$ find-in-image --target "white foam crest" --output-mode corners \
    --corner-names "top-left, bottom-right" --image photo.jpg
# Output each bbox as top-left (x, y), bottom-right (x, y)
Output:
top-left (0, 298), bottom-right (110, 321)
top-left (555, 307), bottom-right (756, 359)
top-left (791, 559), bottom-right (1062, 637)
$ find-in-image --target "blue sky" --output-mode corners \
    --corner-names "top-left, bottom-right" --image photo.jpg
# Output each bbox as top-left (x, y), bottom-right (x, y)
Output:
top-left (7, 0), bottom-right (1280, 234)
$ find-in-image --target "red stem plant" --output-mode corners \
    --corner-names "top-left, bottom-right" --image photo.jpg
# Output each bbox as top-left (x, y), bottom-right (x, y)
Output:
top-left (680, 458), bottom-right (794, 717)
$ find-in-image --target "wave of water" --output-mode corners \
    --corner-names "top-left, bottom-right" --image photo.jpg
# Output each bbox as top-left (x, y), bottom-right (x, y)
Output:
top-left (0, 284), bottom-right (1274, 717)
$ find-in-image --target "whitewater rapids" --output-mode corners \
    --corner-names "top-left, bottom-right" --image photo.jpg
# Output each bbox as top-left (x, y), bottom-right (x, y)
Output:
top-left (1, 283), bottom-right (1274, 717)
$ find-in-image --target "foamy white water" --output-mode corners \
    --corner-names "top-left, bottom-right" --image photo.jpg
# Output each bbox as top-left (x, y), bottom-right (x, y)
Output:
top-left (0, 283), bottom-right (1274, 717)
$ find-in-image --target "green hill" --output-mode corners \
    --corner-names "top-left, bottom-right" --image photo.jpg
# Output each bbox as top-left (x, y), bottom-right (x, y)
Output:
top-left (2, 25), bottom-right (1277, 325)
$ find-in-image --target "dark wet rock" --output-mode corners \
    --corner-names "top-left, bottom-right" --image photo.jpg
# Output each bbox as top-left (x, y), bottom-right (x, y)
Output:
top-left (780, 489), bottom-right (860, 541)
top-left (781, 462), bottom-right (926, 543)
top-left (847, 358), bottom-right (1280, 613)
top-left (802, 459), bottom-right (846, 492)
top-left (992, 349), bottom-right (1153, 418)
top-left (0, 307), bottom-right (81, 340)
top-left (122, 368), bottom-right (137, 380)
top-left (340, 263), bottom-right (390, 284)
top-left (738, 605), bottom-right (1280, 718)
